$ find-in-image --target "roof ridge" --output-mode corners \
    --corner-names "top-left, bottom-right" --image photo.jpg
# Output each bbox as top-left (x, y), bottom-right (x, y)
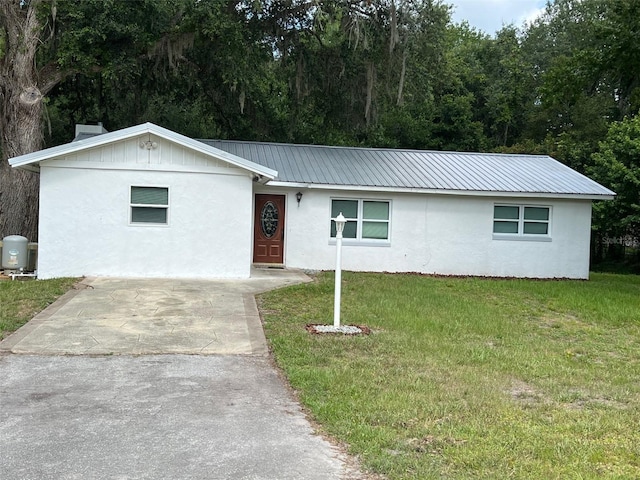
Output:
top-left (198, 139), bottom-right (550, 158)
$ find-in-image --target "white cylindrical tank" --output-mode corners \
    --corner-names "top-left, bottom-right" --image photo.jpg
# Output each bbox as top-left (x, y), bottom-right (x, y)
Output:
top-left (2, 235), bottom-right (28, 270)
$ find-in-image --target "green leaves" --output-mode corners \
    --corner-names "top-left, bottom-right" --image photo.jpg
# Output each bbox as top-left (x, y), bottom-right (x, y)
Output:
top-left (590, 114), bottom-right (640, 238)
top-left (28, 0), bottom-right (640, 167)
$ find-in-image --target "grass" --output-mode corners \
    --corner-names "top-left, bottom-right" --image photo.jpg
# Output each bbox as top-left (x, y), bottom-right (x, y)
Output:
top-left (259, 272), bottom-right (640, 479)
top-left (0, 277), bottom-right (78, 339)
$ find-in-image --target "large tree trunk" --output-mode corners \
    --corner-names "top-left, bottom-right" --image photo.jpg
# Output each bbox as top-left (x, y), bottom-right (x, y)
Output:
top-left (0, 0), bottom-right (53, 241)
top-left (0, 106), bottom-right (41, 241)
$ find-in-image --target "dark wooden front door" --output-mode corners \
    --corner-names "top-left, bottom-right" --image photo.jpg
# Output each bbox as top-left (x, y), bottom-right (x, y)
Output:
top-left (253, 194), bottom-right (285, 264)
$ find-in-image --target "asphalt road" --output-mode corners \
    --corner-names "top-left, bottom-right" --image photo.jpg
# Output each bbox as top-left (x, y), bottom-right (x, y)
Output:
top-left (0, 354), bottom-right (362, 479)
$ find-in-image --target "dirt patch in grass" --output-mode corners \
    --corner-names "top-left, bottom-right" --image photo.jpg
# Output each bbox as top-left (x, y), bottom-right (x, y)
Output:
top-left (508, 379), bottom-right (547, 405)
top-left (406, 436), bottom-right (467, 455)
top-left (538, 311), bottom-right (587, 329)
top-left (561, 392), bottom-right (629, 411)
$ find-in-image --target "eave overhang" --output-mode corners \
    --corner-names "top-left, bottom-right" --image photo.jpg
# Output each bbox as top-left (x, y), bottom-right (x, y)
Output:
top-left (265, 181), bottom-right (615, 201)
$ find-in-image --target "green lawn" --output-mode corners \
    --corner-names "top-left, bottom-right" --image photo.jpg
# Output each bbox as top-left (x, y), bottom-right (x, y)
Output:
top-left (0, 277), bottom-right (78, 340)
top-left (259, 272), bottom-right (640, 479)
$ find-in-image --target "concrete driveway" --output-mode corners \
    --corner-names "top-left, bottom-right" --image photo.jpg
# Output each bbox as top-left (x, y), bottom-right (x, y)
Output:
top-left (0, 268), bottom-right (311, 356)
top-left (0, 269), bottom-right (370, 480)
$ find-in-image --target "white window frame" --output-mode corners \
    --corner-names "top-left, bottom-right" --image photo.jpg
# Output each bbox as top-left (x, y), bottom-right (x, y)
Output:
top-left (129, 185), bottom-right (170, 226)
top-left (329, 198), bottom-right (391, 246)
top-left (493, 204), bottom-right (551, 241)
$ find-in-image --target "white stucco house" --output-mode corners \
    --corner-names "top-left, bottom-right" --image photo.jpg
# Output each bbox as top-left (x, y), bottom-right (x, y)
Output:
top-left (9, 122), bottom-right (614, 280)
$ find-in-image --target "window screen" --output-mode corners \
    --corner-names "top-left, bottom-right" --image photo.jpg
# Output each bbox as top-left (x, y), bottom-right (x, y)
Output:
top-left (331, 199), bottom-right (390, 241)
top-left (131, 187), bottom-right (168, 205)
top-left (130, 186), bottom-right (168, 224)
top-left (493, 204), bottom-right (550, 237)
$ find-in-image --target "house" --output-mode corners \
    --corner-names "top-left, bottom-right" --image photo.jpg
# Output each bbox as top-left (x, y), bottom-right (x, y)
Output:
top-left (9, 122), bottom-right (614, 280)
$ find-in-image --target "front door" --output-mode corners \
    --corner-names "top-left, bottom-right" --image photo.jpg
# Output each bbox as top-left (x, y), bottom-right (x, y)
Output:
top-left (253, 194), bottom-right (285, 264)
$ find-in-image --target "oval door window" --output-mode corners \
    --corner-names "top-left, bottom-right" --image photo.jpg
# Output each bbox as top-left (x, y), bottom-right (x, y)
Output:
top-left (260, 201), bottom-right (279, 238)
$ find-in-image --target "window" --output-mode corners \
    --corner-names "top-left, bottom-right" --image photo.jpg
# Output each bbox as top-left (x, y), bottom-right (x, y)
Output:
top-left (493, 205), bottom-right (550, 238)
top-left (130, 186), bottom-right (169, 224)
top-left (330, 199), bottom-right (390, 242)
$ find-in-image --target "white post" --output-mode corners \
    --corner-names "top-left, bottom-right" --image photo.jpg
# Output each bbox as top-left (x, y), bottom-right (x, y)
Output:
top-left (333, 213), bottom-right (346, 328)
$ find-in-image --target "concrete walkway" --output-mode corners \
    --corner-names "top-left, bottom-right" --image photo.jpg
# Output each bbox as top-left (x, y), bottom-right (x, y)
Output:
top-left (0, 269), bottom-right (371, 480)
top-left (0, 268), bottom-right (311, 355)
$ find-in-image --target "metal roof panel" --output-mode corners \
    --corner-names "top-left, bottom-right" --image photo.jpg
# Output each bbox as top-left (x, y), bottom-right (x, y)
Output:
top-left (201, 140), bottom-right (614, 198)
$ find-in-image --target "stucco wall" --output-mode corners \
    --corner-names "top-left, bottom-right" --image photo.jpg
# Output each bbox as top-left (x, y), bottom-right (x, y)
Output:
top-left (267, 187), bottom-right (593, 279)
top-left (37, 138), bottom-right (253, 279)
top-left (37, 131), bottom-right (594, 280)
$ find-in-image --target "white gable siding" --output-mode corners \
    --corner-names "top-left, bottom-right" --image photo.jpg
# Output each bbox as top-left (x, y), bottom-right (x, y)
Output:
top-left (37, 141), bottom-right (253, 279)
top-left (275, 188), bottom-right (592, 279)
top-left (55, 135), bottom-right (243, 171)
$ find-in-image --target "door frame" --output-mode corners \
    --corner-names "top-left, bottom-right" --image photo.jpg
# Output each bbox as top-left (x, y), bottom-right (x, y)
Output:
top-left (252, 193), bottom-right (286, 266)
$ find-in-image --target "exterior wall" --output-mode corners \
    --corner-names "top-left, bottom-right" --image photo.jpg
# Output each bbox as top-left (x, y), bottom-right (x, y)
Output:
top-left (35, 129), bottom-right (594, 280)
top-left (422, 195), bottom-right (592, 279)
top-left (37, 137), bottom-right (253, 279)
top-left (270, 187), bottom-right (593, 279)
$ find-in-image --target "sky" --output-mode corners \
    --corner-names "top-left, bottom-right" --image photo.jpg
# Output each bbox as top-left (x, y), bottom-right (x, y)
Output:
top-left (449, 0), bottom-right (547, 36)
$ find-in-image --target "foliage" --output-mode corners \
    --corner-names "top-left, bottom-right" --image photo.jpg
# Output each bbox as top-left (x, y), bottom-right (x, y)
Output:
top-left (39, 0), bottom-right (640, 154)
top-left (590, 114), bottom-right (640, 240)
top-left (516, 0), bottom-right (638, 169)
top-left (260, 271), bottom-right (640, 479)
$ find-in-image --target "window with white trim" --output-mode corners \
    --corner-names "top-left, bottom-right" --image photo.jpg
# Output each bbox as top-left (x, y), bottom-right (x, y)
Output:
top-left (130, 186), bottom-right (169, 224)
top-left (330, 199), bottom-right (390, 241)
top-left (493, 205), bottom-right (550, 237)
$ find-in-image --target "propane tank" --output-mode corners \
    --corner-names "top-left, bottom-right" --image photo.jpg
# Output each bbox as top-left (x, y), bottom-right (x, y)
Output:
top-left (2, 235), bottom-right (28, 270)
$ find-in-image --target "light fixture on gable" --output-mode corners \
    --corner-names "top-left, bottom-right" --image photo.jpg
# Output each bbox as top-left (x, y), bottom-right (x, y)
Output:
top-left (139, 140), bottom-right (158, 150)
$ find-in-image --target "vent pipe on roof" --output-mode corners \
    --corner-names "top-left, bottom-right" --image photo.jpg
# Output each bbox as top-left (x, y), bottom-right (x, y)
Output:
top-left (74, 122), bottom-right (108, 138)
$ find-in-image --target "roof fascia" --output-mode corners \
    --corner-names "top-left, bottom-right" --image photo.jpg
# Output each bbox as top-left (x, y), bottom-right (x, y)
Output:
top-left (9, 123), bottom-right (153, 168)
top-left (151, 124), bottom-right (277, 178)
top-left (265, 181), bottom-right (615, 200)
top-left (264, 181), bottom-right (310, 188)
top-left (13, 164), bottom-right (40, 173)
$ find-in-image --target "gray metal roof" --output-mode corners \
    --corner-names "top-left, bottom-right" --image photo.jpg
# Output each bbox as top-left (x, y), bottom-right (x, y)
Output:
top-left (200, 140), bottom-right (615, 198)
top-left (73, 132), bottom-right (101, 142)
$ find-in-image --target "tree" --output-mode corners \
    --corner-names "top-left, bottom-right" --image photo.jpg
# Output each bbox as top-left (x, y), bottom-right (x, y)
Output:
top-left (263, 0), bottom-right (452, 146)
top-left (0, 0), bottom-right (192, 240)
top-left (518, 0), bottom-right (639, 167)
top-left (590, 114), bottom-right (640, 260)
top-left (0, 0), bottom-right (54, 240)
